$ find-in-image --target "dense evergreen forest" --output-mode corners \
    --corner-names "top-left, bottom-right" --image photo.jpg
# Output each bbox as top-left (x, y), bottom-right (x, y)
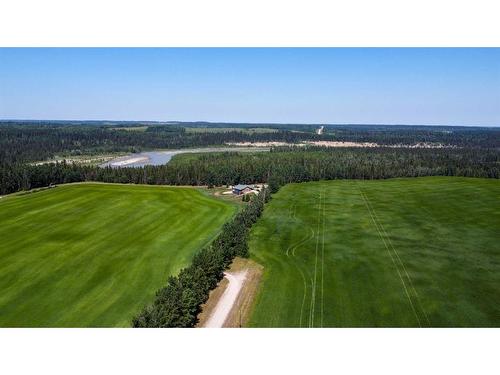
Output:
top-left (1, 147), bottom-right (498, 195)
top-left (0, 121), bottom-right (314, 163)
top-left (322, 125), bottom-right (500, 148)
top-left (0, 121), bottom-right (498, 195)
top-left (2, 121), bottom-right (498, 163)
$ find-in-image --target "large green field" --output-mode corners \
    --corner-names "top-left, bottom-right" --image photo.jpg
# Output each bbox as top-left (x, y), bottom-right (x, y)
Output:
top-left (0, 183), bottom-right (236, 327)
top-left (248, 177), bottom-right (500, 327)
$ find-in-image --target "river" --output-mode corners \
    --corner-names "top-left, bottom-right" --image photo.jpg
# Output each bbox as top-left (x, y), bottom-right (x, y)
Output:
top-left (100, 147), bottom-right (269, 168)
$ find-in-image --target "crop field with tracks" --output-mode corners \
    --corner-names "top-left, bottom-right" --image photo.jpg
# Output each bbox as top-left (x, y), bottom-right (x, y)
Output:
top-left (0, 183), bottom-right (236, 327)
top-left (248, 177), bottom-right (500, 327)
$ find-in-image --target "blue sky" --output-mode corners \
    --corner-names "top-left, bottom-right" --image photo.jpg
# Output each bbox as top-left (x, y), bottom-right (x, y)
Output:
top-left (0, 48), bottom-right (499, 126)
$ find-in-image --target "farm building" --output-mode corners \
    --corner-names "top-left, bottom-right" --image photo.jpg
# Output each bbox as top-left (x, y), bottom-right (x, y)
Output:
top-left (232, 184), bottom-right (254, 195)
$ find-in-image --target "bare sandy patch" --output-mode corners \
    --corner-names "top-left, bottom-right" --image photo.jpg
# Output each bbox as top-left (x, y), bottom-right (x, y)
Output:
top-left (31, 154), bottom-right (122, 166)
top-left (226, 141), bottom-right (303, 147)
top-left (304, 141), bottom-right (379, 147)
top-left (197, 257), bottom-right (263, 328)
top-left (226, 141), bottom-right (378, 148)
top-left (110, 156), bottom-right (150, 167)
top-left (203, 270), bottom-right (248, 328)
top-left (227, 141), bottom-right (455, 149)
top-left (388, 142), bottom-right (454, 149)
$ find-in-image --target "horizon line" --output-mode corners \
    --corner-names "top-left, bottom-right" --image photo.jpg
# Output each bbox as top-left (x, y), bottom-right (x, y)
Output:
top-left (0, 118), bottom-right (498, 128)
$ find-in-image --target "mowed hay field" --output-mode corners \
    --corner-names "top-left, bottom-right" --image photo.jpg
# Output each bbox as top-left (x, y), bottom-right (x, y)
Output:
top-left (0, 183), bottom-right (236, 327)
top-left (248, 177), bottom-right (500, 327)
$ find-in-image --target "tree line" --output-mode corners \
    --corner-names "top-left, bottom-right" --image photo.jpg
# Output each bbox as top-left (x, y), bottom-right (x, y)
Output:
top-left (1, 146), bottom-right (498, 195)
top-left (132, 188), bottom-right (270, 327)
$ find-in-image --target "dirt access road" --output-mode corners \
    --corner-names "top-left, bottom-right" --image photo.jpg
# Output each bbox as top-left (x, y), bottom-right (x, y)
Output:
top-left (198, 258), bottom-right (263, 328)
top-left (204, 271), bottom-right (248, 328)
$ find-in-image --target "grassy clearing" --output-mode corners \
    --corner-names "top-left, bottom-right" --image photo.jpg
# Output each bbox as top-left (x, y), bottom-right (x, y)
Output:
top-left (110, 126), bottom-right (149, 132)
top-left (0, 183), bottom-right (236, 327)
top-left (248, 177), bottom-right (500, 327)
top-left (185, 127), bottom-right (278, 134)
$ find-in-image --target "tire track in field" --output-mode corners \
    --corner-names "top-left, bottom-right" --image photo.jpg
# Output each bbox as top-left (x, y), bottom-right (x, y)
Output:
top-left (357, 187), bottom-right (422, 327)
top-left (283, 201), bottom-right (298, 256)
top-left (292, 228), bottom-right (315, 256)
top-left (282, 198), bottom-right (315, 327)
top-left (292, 224), bottom-right (314, 327)
top-left (297, 266), bottom-right (308, 327)
top-left (320, 189), bottom-right (326, 328)
top-left (361, 188), bottom-right (430, 326)
top-left (292, 225), bottom-right (314, 326)
top-left (309, 190), bottom-right (324, 328)
top-left (368, 203), bottom-right (431, 326)
top-left (288, 227), bottom-right (314, 327)
top-left (286, 227), bottom-right (314, 257)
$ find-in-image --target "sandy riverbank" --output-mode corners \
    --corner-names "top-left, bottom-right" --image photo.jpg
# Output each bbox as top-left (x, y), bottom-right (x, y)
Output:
top-left (226, 141), bottom-right (454, 149)
top-left (109, 156), bottom-right (150, 167)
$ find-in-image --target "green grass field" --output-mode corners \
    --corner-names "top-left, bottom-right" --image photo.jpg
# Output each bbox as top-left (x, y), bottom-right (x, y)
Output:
top-left (0, 183), bottom-right (236, 327)
top-left (248, 177), bottom-right (500, 327)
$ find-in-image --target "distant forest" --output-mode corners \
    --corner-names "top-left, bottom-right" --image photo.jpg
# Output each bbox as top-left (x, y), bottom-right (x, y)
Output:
top-left (1, 121), bottom-right (499, 163)
top-left (0, 122), bottom-right (314, 163)
top-left (0, 121), bottom-right (499, 195)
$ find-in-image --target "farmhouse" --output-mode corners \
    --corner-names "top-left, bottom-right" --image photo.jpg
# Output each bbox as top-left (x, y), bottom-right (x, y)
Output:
top-left (232, 184), bottom-right (254, 195)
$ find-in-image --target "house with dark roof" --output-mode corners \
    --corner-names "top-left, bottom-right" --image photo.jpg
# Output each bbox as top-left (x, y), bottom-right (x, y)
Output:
top-left (232, 184), bottom-right (253, 195)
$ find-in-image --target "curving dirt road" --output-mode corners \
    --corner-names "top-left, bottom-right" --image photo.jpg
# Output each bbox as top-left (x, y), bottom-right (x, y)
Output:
top-left (204, 270), bottom-right (248, 328)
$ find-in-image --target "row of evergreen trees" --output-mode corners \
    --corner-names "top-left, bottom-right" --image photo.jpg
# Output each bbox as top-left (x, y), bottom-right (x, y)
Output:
top-left (132, 189), bottom-right (270, 328)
